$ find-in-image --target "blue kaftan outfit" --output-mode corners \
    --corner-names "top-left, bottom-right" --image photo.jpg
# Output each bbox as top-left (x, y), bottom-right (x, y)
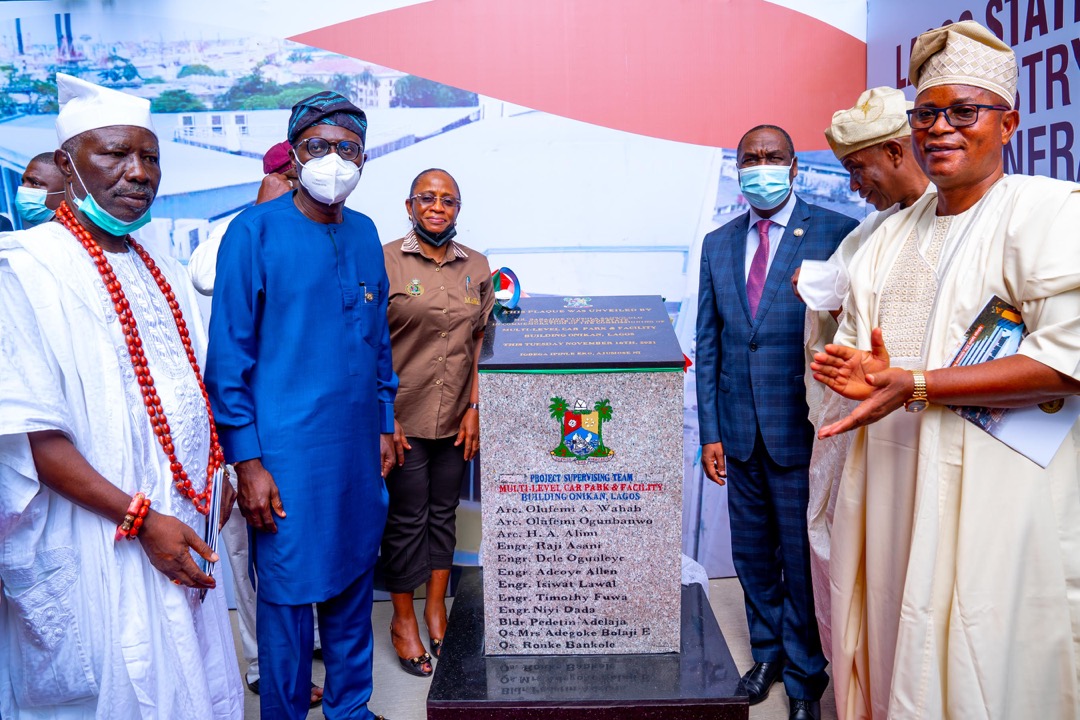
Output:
top-left (206, 193), bottom-right (397, 719)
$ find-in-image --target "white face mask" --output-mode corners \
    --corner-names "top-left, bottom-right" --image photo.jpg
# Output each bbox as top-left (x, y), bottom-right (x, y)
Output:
top-left (293, 152), bottom-right (361, 205)
top-left (797, 259), bottom-right (850, 312)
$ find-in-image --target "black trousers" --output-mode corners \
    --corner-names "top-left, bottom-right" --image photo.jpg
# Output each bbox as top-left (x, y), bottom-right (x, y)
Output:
top-left (380, 436), bottom-right (465, 593)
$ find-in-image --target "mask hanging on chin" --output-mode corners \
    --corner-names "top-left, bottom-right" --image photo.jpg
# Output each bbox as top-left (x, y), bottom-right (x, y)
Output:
top-left (15, 186), bottom-right (60, 225)
top-left (65, 152), bottom-right (153, 236)
top-left (412, 216), bottom-right (457, 248)
top-left (294, 151), bottom-right (361, 205)
top-left (739, 164), bottom-right (793, 211)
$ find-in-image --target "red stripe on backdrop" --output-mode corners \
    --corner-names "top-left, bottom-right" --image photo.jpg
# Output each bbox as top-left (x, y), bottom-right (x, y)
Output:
top-left (291, 0), bottom-right (866, 149)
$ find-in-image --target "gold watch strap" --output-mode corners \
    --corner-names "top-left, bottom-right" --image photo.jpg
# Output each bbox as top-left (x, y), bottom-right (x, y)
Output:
top-left (910, 370), bottom-right (927, 403)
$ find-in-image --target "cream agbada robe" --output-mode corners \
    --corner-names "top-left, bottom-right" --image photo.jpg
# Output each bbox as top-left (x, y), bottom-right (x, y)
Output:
top-left (830, 174), bottom-right (1080, 719)
top-left (804, 201), bottom-right (907, 663)
top-left (805, 186), bottom-right (936, 666)
top-left (0, 223), bottom-right (244, 719)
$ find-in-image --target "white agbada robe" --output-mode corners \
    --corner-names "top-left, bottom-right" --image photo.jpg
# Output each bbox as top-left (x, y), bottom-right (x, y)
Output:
top-left (0, 222), bottom-right (244, 719)
top-left (830, 174), bottom-right (1080, 719)
top-left (187, 220), bottom-right (228, 296)
top-left (804, 186), bottom-right (935, 664)
top-left (803, 202), bottom-right (900, 662)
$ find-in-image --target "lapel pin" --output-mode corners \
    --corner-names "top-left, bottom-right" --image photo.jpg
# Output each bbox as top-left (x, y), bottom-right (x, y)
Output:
top-left (794, 228), bottom-right (805, 237)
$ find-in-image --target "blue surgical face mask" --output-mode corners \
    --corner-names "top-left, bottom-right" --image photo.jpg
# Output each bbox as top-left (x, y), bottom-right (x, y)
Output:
top-left (66, 152), bottom-right (153, 236)
top-left (739, 164), bottom-right (793, 211)
top-left (15, 186), bottom-right (59, 225)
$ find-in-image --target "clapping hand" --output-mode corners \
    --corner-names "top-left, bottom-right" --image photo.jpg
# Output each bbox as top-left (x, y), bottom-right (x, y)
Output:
top-left (811, 327), bottom-right (891, 400)
top-left (811, 327), bottom-right (914, 437)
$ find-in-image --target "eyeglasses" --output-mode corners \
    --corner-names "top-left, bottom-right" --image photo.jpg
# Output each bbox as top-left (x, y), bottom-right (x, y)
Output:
top-left (296, 137), bottom-right (364, 162)
top-left (906, 104), bottom-right (1011, 129)
top-left (409, 193), bottom-right (461, 209)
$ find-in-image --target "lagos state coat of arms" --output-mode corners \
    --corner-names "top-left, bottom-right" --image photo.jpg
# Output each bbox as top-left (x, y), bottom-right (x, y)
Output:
top-left (548, 397), bottom-right (614, 462)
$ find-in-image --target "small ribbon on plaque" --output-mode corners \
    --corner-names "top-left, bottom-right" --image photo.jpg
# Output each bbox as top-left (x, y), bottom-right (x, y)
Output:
top-left (491, 267), bottom-right (521, 311)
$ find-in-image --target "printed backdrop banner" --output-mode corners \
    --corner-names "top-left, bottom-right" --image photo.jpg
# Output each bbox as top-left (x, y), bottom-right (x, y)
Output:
top-left (0, 0), bottom-right (870, 578)
top-left (291, 0), bottom-right (867, 149)
top-left (867, 1), bottom-right (1080, 181)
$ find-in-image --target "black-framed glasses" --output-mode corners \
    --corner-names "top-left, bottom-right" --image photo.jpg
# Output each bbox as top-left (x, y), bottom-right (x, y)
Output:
top-left (296, 137), bottom-right (364, 162)
top-left (409, 193), bottom-right (461, 209)
top-left (906, 104), bottom-right (1010, 129)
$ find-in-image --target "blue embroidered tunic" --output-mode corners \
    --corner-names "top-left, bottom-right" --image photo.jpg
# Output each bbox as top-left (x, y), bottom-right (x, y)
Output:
top-left (206, 193), bottom-right (397, 605)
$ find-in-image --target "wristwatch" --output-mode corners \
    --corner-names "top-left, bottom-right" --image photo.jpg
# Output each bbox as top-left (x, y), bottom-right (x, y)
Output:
top-left (905, 370), bottom-right (928, 413)
top-left (467, 402), bottom-right (480, 410)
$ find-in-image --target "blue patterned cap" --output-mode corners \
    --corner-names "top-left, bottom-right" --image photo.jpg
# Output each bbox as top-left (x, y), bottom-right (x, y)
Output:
top-left (287, 90), bottom-right (367, 145)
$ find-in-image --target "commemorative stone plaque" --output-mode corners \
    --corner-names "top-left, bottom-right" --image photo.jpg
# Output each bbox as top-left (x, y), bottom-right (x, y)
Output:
top-left (478, 295), bottom-right (685, 656)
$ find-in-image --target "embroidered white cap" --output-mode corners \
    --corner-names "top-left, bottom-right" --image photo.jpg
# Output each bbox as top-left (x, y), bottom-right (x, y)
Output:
top-left (910, 21), bottom-right (1017, 108)
top-left (55, 73), bottom-right (156, 145)
top-left (824, 87), bottom-right (913, 160)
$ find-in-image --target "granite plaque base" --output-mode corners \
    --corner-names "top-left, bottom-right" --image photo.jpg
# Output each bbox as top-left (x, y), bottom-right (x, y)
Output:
top-left (427, 568), bottom-right (749, 720)
top-left (478, 296), bottom-right (687, 656)
top-left (479, 369), bottom-right (683, 655)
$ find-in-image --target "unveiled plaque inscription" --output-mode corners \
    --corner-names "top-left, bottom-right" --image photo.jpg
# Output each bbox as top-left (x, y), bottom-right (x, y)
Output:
top-left (482, 295), bottom-right (680, 370)
top-left (479, 296), bottom-right (684, 655)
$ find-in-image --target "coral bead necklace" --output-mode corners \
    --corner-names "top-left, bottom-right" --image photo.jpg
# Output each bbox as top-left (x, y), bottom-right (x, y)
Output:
top-left (56, 201), bottom-right (222, 515)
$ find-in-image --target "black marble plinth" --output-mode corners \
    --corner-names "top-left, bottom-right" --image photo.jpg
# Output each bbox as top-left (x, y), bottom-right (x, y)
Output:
top-left (427, 568), bottom-right (748, 719)
top-left (480, 295), bottom-right (684, 371)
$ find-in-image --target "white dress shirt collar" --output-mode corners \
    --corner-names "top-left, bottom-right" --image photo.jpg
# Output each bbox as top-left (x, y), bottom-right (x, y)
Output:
top-left (743, 192), bottom-right (798, 282)
top-left (747, 191), bottom-right (797, 232)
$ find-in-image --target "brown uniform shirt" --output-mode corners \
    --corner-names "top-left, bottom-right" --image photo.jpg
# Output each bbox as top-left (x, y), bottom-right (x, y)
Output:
top-left (384, 231), bottom-right (495, 439)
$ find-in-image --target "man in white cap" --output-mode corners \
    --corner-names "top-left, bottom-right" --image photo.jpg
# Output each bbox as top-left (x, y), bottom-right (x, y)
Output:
top-left (813, 21), bottom-right (1080, 719)
top-left (0, 74), bottom-right (243, 718)
top-left (795, 86), bottom-right (929, 668)
top-left (797, 86), bottom-right (929, 320)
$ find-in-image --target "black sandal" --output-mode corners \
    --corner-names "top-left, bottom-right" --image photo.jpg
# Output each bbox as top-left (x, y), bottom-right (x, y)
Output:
top-left (429, 637), bottom-right (444, 658)
top-left (391, 621), bottom-right (433, 677)
top-left (397, 651), bottom-right (433, 677)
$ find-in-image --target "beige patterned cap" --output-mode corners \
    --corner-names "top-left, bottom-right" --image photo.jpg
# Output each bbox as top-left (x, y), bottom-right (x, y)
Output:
top-left (824, 87), bottom-right (913, 160)
top-left (910, 20), bottom-right (1017, 107)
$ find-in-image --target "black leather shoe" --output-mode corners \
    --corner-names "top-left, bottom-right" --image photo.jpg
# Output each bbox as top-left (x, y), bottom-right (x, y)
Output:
top-left (738, 660), bottom-right (784, 705)
top-left (789, 699), bottom-right (820, 720)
